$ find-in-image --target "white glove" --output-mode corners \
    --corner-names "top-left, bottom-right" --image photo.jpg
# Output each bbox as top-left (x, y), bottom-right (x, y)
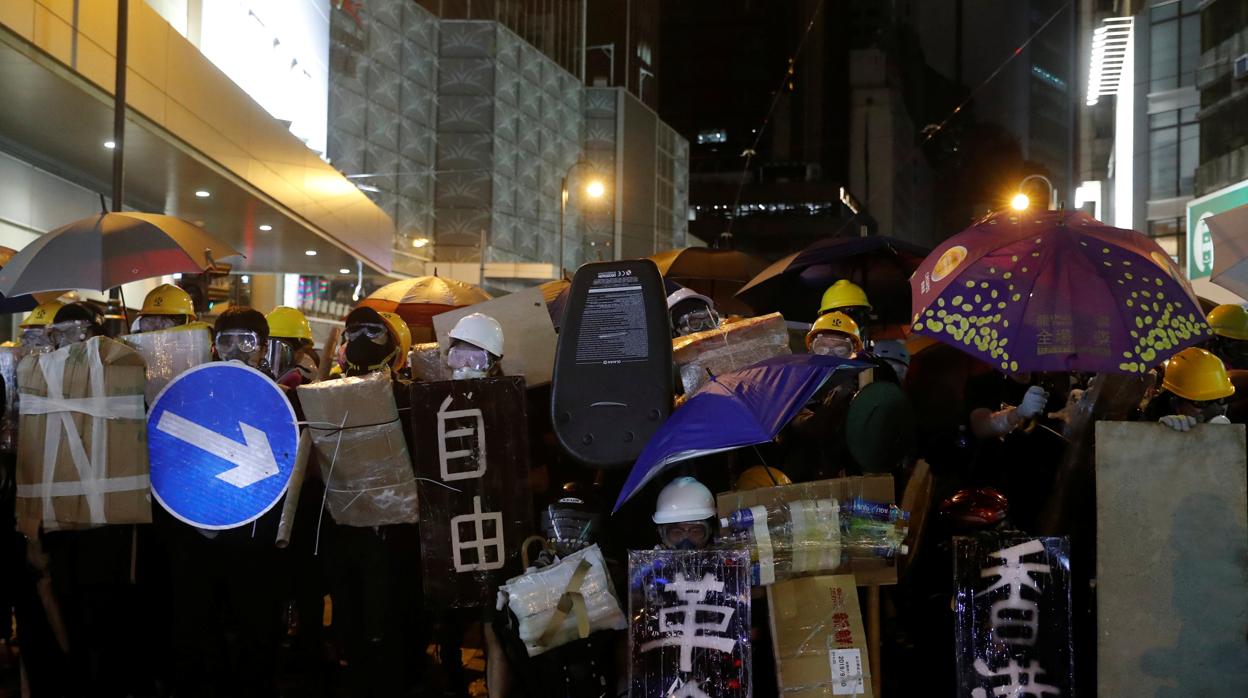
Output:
top-left (1016, 386), bottom-right (1049, 420)
top-left (1209, 415), bottom-right (1232, 425)
top-left (1160, 415), bottom-right (1198, 432)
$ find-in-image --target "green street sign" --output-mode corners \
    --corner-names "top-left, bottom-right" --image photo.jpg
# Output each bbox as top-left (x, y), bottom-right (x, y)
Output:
top-left (1187, 179), bottom-right (1248, 280)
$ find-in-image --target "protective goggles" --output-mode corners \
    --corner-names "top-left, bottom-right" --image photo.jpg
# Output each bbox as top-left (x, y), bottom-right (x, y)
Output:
top-left (137, 314), bottom-right (182, 333)
top-left (47, 320), bottom-right (95, 348)
top-left (658, 521), bottom-right (712, 550)
top-left (215, 330), bottom-right (261, 355)
top-left (810, 333), bottom-right (856, 358)
top-left (675, 308), bottom-right (720, 335)
top-left (447, 343), bottom-right (493, 371)
top-left (344, 322), bottom-right (390, 345)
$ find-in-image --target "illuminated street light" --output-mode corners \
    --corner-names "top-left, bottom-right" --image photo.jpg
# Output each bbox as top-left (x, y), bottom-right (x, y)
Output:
top-left (1011, 193), bottom-right (1031, 211)
top-left (1012, 174), bottom-right (1058, 212)
top-left (586, 179), bottom-right (606, 199)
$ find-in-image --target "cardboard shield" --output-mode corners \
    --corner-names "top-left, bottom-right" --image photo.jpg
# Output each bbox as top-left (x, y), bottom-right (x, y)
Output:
top-left (628, 549), bottom-right (752, 698)
top-left (953, 535), bottom-right (1073, 698)
top-left (551, 260), bottom-right (672, 469)
top-left (411, 377), bottom-right (533, 608)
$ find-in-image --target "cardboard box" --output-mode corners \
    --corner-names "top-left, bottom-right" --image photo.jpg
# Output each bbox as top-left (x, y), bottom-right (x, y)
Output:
top-left (433, 287), bottom-right (557, 387)
top-left (673, 312), bottom-right (790, 394)
top-left (409, 342), bottom-right (452, 382)
top-left (717, 475), bottom-right (898, 586)
top-left (15, 337), bottom-right (151, 537)
top-left (298, 372), bottom-right (419, 526)
top-left (768, 575), bottom-right (873, 697)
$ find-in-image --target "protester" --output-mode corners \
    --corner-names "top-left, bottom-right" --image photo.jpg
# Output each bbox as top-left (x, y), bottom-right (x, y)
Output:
top-left (213, 307), bottom-right (270, 369)
top-left (265, 305), bottom-right (318, 388)
top-left (46, 302), bottom-right (106, 349)
top-left (666, 287), bottom-right (720, 338)
top-left (447, 312), bottom-right (505, 379)
top-left (134, 283), bottom-right (197, 333)
top-left (488, 482), bottom-right (623, 698)
top-left (1203, 304), bottom-right (1248, 370)
top-left (1144, 347), bottom-right (1235, 431)
top-left (818, 280), bottom-right (872, 339)
top-left (17, 300), bottom-right (63, 353)
top-left (337, 306), bottom-right (411, 377)
top-left (653, 476), bottom-right (718, 550)
top-left (805, 311), bottom-right (863, 359)
top-left (873, 339), bottom-right (911, 384)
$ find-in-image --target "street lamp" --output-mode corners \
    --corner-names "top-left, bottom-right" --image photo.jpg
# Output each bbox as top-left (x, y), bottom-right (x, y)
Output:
top-left (1011, 174), bottom-right (1059, 212)
top-left (560, 161), bottom-right (608, 277)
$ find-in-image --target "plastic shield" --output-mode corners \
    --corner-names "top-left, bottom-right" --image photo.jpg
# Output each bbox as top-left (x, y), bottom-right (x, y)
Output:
top-left (628, 548), bottom-right (752, 697)
top-left (953, 535), bottom-right (1073, 698)
top-left (121, 324), bottom-right (213, 404)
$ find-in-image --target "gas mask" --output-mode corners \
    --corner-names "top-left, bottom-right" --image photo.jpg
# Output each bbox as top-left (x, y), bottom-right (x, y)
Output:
top-left (447, 341), bottom-right (495, 380)
top-left (658, 521), bottom-right (712, 551)
top-left (215, 329), bottom-right (264, 367)
top-left (343, 322), bottom-right (396, 373)
top-left (674, 306), bottom-right (720, 336)
top-left (1175, 395), bottom-right (1229, 423)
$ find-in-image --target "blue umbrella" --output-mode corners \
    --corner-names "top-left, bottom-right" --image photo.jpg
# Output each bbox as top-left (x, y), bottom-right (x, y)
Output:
top-left (612, 353), bottom-right (867, 512)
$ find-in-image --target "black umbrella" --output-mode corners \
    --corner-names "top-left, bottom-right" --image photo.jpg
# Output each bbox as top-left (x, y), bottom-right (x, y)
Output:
top-left (736, 235), bottom-right (929, 324)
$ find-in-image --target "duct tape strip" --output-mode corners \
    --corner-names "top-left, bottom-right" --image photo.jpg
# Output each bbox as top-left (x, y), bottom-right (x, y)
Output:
top-left (17, 474), bottom-right (151, 498)
top-left (791, 499), bottom-right (810, 573)
top-left (28, 341), bottom-right (145, 525)
top-left (536, 558), bottom-right (594, 647)
top-left (817, 498), bottom-right (840, 571)
top-left (751, 505), bottom-right (776, 585)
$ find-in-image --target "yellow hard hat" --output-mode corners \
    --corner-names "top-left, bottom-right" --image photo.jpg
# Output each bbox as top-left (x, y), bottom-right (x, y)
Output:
top-left (1207, 304), bottom-right (1248, 341)
top-left (736, 466), bottom-right (792, 491)
top-left (378, 311), bottom-right (412, 371)
top-left (266, 306), bottom-right (313, 343)
top-left (806, 311), bottom-right (863, 351)
top-left (140, 284), bottom-right (196, 318)
top-left (1162, 347), bottom-right (1235, 402)
top-left (819, 280), bottom-right (872, 315)
top-left (20, 300), bottom-right (63, 328)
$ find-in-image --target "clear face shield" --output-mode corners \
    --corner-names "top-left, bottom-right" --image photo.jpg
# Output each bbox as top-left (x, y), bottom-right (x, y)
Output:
top-left (135, 314), bottom-right (183, 333)
top-left (47, 320), bottom-right (97, 349)
top-left (447, 340), bottom-right (496, 380)
top-left (810, 332), bottom-right (856, 359)
top-left (19, 327), bottom-right (54, 353)
top-left (215, 329), bottom-right (263, 366)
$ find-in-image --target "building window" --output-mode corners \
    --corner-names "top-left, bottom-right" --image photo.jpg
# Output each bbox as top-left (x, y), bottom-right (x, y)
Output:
top-left (1149, 0), bottom-right (1200, 92)
top-left (1148, 106), bottom-right (1199, 199)
top-left (1148, 217), bottom-right (1185, 264)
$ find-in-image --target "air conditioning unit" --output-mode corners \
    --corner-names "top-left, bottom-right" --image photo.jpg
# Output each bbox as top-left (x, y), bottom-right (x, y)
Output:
top-left (1234, 54), bottom-right (1248, 81)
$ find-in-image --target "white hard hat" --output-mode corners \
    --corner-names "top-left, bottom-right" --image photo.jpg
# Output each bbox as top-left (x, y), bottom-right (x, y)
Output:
top-left (873, 340), bottom-right (910, 366)
top-left (653, 476), bottom-right (716, 524)
top-left (666, 287), bottom-right (715, 311)
top-left (449, 312), bottom-right (504, 357)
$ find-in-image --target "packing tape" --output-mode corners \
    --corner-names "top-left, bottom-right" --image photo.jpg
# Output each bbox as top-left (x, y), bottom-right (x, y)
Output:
top-left (20, 394), bottom-right (146, 420)
top-left (751, 505), bottom-right (775, 585)
top-left (17, 474), bottom-right (150, 498)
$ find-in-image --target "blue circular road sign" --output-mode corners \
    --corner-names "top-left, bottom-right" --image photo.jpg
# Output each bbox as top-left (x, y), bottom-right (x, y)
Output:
top-left (148, 362), bottom-right (298, 529)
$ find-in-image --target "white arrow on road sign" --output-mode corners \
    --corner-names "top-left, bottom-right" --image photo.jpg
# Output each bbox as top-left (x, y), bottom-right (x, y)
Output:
top-left (156, 410), bottom-right (280, 488)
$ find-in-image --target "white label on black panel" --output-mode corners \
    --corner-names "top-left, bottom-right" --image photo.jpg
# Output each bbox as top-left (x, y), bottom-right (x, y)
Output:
top-left (575, 271), bottom-right (649, 365)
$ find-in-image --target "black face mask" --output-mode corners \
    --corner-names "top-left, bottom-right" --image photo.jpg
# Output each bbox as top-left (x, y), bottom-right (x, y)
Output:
top-left (345, 335), bottom-right (395, 370)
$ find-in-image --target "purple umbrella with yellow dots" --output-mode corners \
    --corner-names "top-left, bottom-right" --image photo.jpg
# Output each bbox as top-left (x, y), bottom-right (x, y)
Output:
top-left (909, 210), bottom-right (1211, 374)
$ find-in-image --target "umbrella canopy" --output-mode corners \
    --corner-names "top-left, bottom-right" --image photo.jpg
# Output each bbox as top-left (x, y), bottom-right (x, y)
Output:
top-left (0, 246), bottom-right (61, 314)
top-left (647, 247), bottom-right (767, 315)
top-left (909, 210), bottom-right (1210, 374)
top-left (359, 276), bottom-right (492, 333)
top-left (0, 212), bottom-right (241, 296)
top-left (612, 354), bottom-right (864, 512)
top-left (736, 235), bottom-right (929, 324)
top-left (538, 278), bottom-right (571, 329)
top-left (1208, 204), bottom-right (1248, 298)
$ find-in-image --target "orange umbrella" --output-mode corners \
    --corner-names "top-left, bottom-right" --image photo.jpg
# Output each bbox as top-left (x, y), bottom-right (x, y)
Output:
top-left (358, 276), bottom-right (491, 340)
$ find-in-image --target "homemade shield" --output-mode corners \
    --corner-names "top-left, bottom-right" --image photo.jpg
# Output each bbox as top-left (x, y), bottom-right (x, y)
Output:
top-left (411, 377), bottom-right (533, 608)
top-left (953, 535), bottom-right (1073, 698)
top-left (121, 323), bottom-right (213, 404)
top-left (552, 260), bottom-right (673, 469)
top-left (628, 549), bottom-right (752, 698)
